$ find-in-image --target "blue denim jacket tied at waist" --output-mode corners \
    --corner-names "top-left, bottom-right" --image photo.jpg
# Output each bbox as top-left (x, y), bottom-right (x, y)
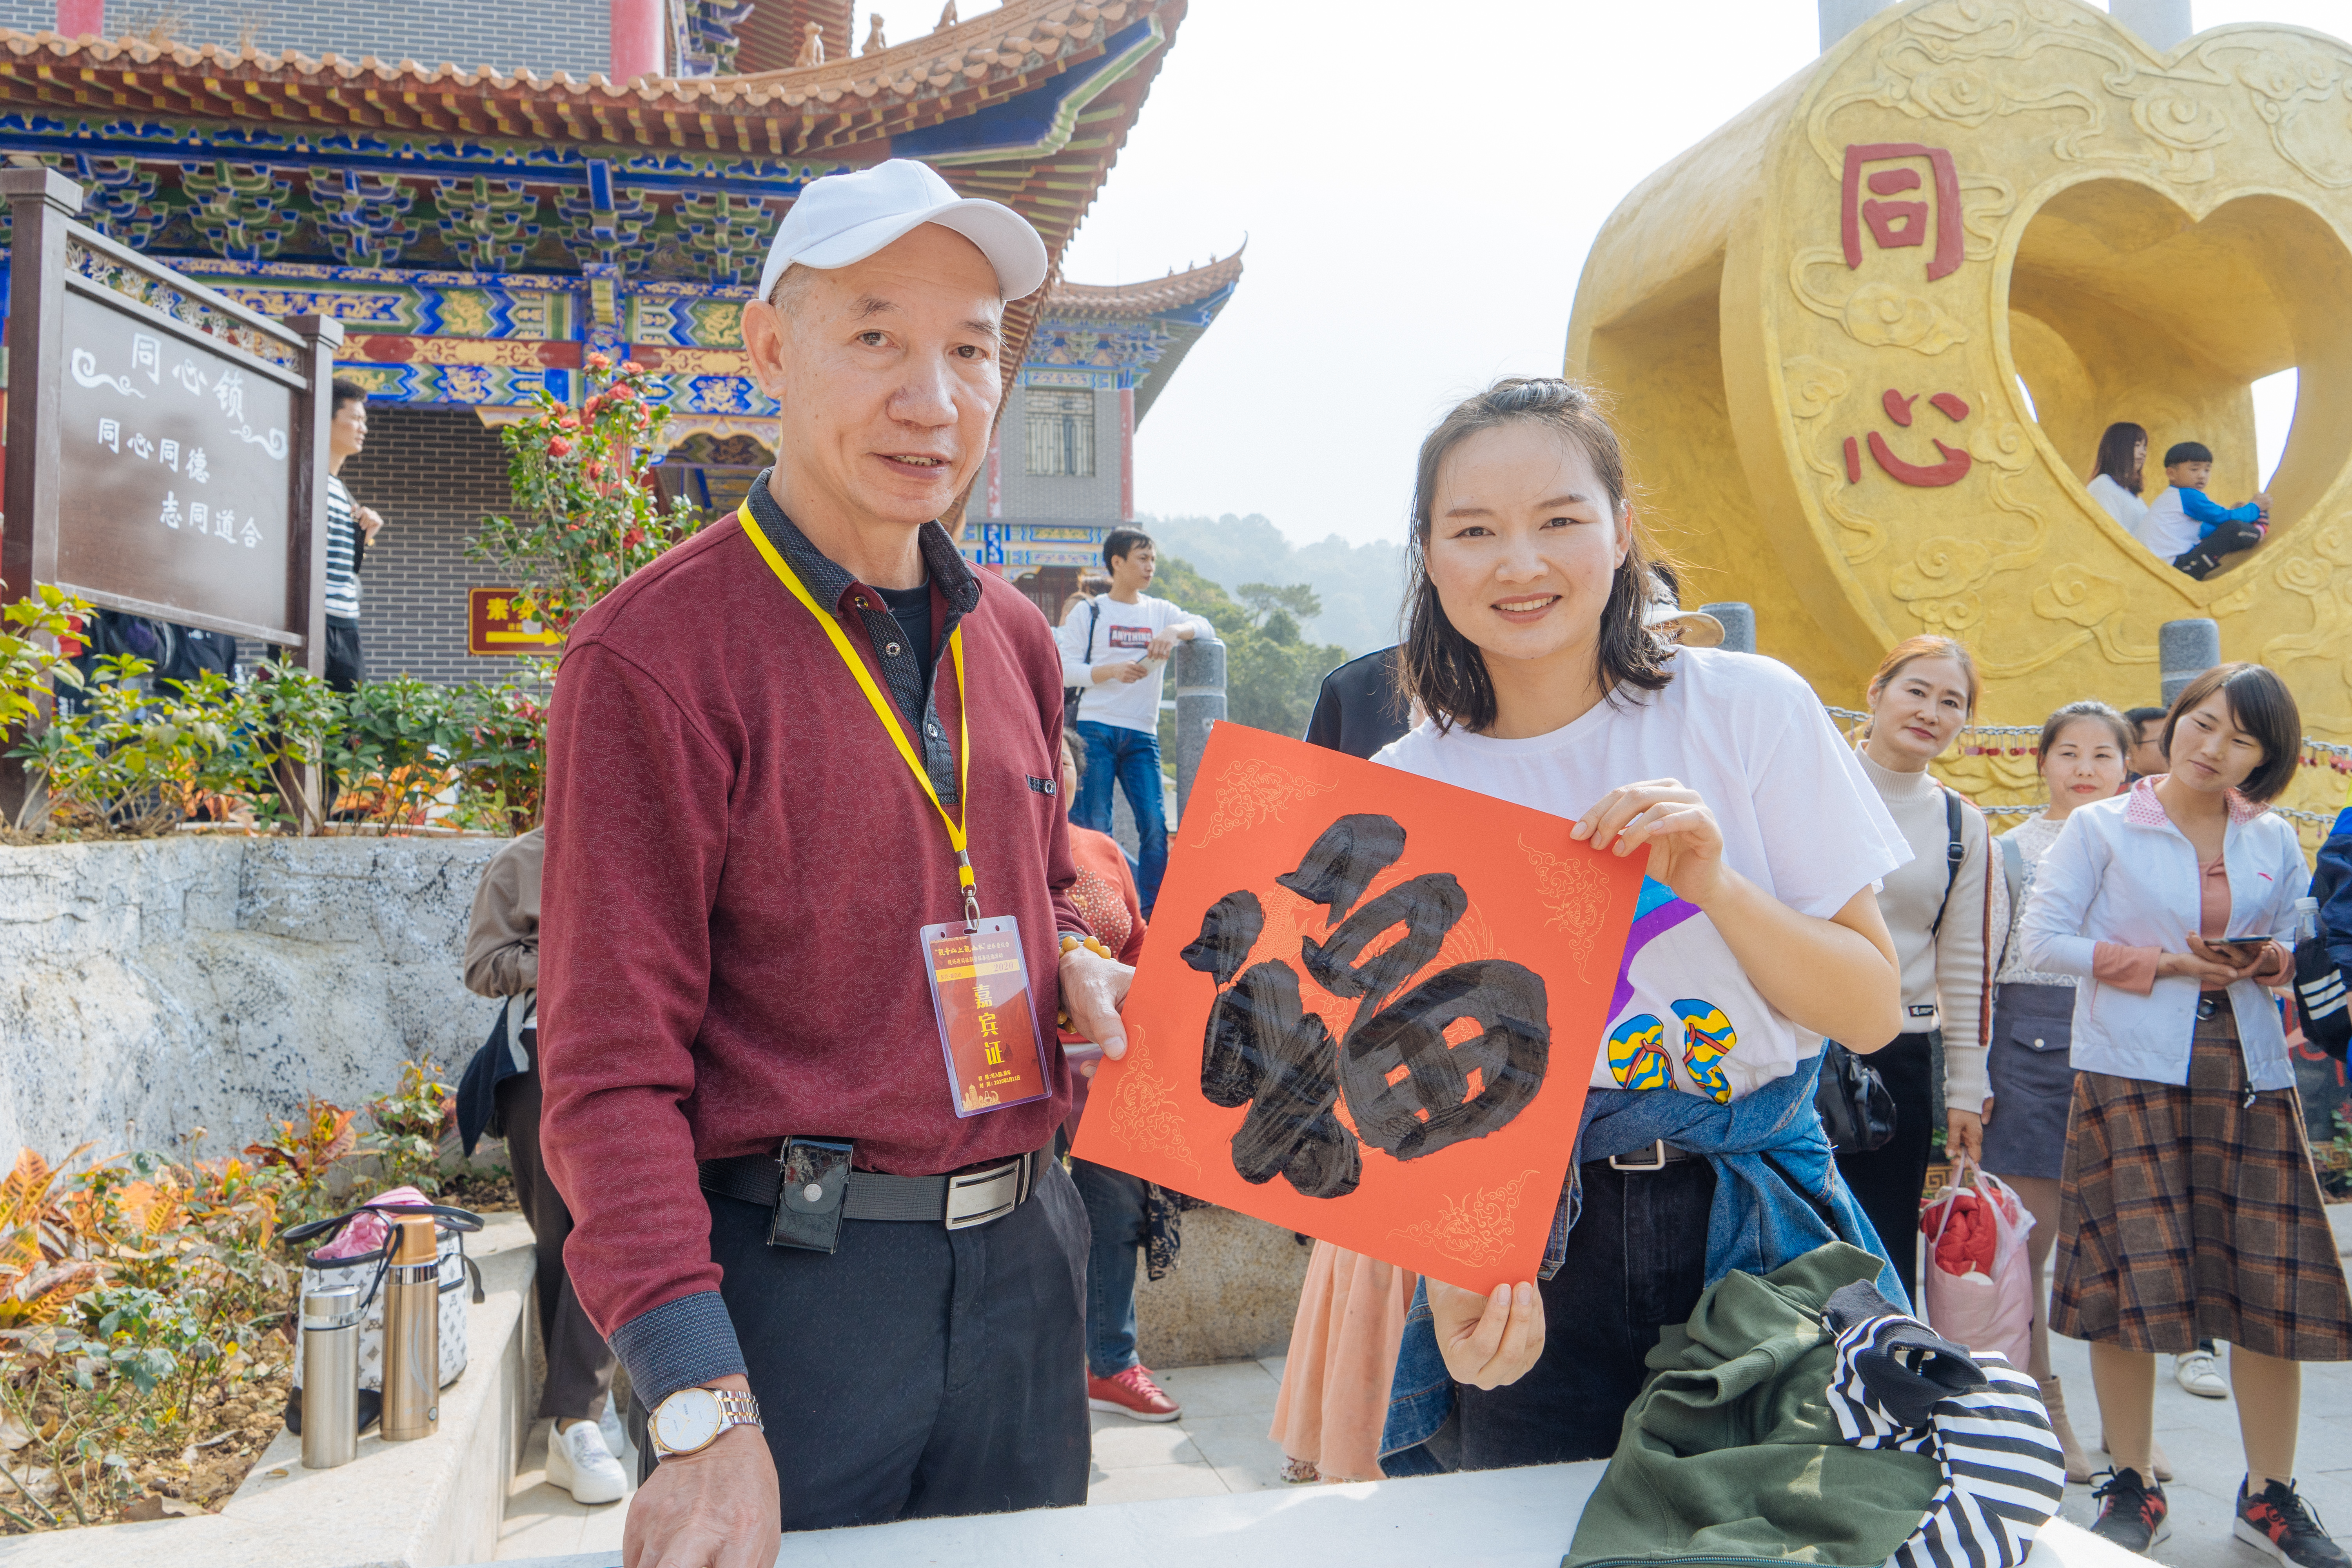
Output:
top-left (1380, 1050), bottom-right (1903, 1459)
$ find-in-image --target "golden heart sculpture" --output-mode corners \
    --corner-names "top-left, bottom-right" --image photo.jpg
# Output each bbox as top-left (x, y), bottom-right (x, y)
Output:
top-left (1568, 0), bottom-right (2352, 827)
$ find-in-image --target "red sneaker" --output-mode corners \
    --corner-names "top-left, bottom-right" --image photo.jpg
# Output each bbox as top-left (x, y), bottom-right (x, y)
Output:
top-left (1087, 1365), bottom-right (1181, 1422)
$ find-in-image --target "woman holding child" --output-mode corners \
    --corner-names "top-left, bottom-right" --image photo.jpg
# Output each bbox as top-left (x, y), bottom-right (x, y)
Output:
top-left (1378, 377), bottom-right (1910, 1463)
top-left (2021, 664), bottom-right (2352, 1563)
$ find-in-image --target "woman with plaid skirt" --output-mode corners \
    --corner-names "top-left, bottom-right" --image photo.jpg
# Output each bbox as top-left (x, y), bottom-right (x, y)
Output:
top-left (2022, 663), bottom-right (2352, 1564)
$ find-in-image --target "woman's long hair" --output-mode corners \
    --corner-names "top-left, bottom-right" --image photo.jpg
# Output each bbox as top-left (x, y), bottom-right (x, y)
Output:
top-left (2090, 422), bottom-right (2147, 495)
top-left (1395, 378), bottom-right (1673, 735)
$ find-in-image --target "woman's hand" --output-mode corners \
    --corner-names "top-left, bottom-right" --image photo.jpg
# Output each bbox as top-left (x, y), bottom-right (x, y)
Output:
top-left (1945, 1107), bottom-right (1984, 1162)
top-left (1426, 1279), bottom-right (1545, 1390)
top-left (2156, 948), bottom-right (2242, 987)
top-left (1572, 779), bottom-right (1728, 907)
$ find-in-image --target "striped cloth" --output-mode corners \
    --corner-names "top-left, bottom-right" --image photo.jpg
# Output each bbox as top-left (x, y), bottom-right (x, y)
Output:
top-left (1825, 1312), bottom-right (2066, 1568)
top-left (325, 473), bottom-right (361, 621)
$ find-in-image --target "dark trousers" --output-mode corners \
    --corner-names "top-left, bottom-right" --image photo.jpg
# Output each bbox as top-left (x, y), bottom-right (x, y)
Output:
top-left (628, 1159), bottom-right (1093, 1530)
top-left (1456, 1156), bottom-right (1715, 1467)
top-left (323, 617), bottom-right (363, 693)
top-left (494, 1065), bottom-right (618, 1423)
top-left (1834, 1030), bottom-right (1936, 1308)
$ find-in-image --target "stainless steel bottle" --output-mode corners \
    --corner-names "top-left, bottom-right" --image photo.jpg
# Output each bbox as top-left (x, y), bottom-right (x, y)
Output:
top-left (380, 1216), bottom-right (441, 1441)
top-left (299, 1283), bottom-right (362, 1469)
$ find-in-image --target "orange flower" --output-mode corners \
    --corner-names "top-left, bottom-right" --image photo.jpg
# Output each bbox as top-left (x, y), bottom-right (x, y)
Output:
top-left (586, 350), bottom-right (612, 371)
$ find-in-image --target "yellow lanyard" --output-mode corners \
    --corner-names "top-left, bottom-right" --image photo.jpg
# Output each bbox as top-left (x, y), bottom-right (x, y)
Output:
top-left (736, 503), bottom-right (978, 925)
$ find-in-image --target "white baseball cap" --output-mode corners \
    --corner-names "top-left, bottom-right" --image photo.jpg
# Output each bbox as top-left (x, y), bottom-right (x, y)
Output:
top-left (1643, 573), bottom-right (1726, 648)
top-left (756, 158), bottom-right (1049, 304)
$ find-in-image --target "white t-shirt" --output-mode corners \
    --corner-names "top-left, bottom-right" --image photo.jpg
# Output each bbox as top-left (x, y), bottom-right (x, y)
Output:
top-left (1055, 593), bottom-right (1211, 733)
top-left (1370, 648), bottom-right (1910, 1102)
top-left (2085, 474), bottom-right (2148, 532)
top-left (2136, 488), bottom-right (2200, 561)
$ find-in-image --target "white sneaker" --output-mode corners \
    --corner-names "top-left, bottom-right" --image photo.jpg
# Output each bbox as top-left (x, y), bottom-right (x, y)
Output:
top-left (545, 1418), bottom-right (628, 1505)
top-left (2174, 1348), bottom-right (2229, 1399)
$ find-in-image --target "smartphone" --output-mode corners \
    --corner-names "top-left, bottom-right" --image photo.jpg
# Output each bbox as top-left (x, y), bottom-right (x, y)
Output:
top-left (2204, 936), bottom-right (2274, 962)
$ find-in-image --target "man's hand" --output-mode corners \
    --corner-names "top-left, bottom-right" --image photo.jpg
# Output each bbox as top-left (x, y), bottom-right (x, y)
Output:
top-left (1113, 659), bottom-right (1151, 684)
top-left (1427, 1279), bottom-right (1544, 1389)
top-left (357, 505), bottom-right (386, 543)
top-left (1145, 630), bottom-right (1183, 660)
top-left (1060, 944), bottom-right (1133, 1077)
top-left (623, 1380), bottom-right (777, 1568)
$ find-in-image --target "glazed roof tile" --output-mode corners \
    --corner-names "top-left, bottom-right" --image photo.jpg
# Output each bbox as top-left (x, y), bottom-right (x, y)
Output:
top-left (0, 0), bottom-right (1169, 157)
top-left (1046, 245), bottom-right (1243, 318)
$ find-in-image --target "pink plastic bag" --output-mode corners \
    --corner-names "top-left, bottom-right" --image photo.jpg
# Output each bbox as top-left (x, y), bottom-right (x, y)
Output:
top-left (1917, 1157), bottom-right (2035, 1372)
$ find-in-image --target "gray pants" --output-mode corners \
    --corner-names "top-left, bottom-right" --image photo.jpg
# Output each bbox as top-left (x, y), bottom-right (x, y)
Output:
top-left (628, 1158), bottom-right (1092, 1529)
top-left (496, 1063), bottom-right (618, 1422)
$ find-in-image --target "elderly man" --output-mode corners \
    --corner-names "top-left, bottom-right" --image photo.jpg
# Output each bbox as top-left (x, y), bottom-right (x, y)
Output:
top-left (539, 160), bottom-right (1133, 1566)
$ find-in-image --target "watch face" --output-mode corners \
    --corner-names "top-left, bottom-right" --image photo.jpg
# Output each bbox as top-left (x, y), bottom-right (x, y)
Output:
top-left (653, 1387), bottom-right (724, 1455)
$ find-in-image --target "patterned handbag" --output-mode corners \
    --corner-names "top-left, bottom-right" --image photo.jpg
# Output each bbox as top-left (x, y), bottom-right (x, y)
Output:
top-left (281, 1187), bottom-right (483, 1430)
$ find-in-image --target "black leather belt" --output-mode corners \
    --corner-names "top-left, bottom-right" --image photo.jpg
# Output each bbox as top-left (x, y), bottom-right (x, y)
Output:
top-left (1588, 1140), bottom-right (1701, 1172)
top-left (699, 1145), bottom-right (1052, 1230)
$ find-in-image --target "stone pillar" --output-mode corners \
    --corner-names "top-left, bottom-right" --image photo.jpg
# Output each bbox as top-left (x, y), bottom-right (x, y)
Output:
top-left (1819, 0), bottom-right (1894, 52)
top-left (2159, 617), bottom-right (2220, 706)
top-left (1173, 635), bottom-right (1226, 820)
top-left (609, 0), bottom-right (665, 81)
top-left (1118, 385), bottom-right (1136, 523)
top-left (1701, 601), bottom-right (1757, 655)
top-left (2109, 0), bottom-right (2193, 51)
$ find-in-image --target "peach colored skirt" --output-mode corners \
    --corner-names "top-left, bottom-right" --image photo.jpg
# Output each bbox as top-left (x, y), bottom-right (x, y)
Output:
top-left (1269, 1241), bottom-right (1417, 1483)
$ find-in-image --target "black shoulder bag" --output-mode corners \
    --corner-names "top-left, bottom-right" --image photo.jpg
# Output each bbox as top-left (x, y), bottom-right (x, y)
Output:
top-left (1062, 597), bottom-right (1102, 718)
top-left (1817, 789), bottom-right (1965, 1153)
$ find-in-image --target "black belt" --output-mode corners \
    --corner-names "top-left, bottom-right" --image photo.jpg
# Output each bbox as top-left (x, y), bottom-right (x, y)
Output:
top-left (699, 1145), bottom-right (1052, 1230)
top-left (1586, 1140), bottom-right (1701, 1173)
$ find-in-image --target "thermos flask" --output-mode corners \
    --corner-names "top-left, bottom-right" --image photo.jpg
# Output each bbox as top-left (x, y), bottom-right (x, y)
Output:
top-left (381, 1215), bottom-right (441, 1441)
top-left (299, 1284), bottom-right (363, 1469)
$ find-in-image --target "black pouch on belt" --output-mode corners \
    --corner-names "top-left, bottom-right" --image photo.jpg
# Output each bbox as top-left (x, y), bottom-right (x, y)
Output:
top-left (769, 1138), bottom-right (853, 1254)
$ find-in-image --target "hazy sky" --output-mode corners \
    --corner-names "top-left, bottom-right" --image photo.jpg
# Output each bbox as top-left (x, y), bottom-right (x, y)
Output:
top-left (868, 0), bottom-right (2339, 544)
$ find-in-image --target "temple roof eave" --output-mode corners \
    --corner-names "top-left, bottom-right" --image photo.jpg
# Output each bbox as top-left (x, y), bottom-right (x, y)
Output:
top-left (1044, 243), bottom-right (1242, 322)
top-left (0, 0), bottom-right (1168, 154)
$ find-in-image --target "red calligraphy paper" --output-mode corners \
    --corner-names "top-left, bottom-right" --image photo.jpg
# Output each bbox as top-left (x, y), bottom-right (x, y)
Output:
top-left (1072, 725), bottom-right (1644, 1292)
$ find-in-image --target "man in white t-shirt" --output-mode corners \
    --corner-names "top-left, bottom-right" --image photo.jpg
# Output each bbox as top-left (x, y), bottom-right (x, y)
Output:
top-left (1054, 528), bottom-right (1210, 912)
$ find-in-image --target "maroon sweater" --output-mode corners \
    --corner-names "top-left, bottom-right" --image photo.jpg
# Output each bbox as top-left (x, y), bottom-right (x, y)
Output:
top-left (537, 500), bottom-right (1085, 1375)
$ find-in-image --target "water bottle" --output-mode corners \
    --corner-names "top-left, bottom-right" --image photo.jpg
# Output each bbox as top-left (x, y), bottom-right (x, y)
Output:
top-left (299, 1284), bottom-right (362, 1469)
top-left (380, 1216), bottom-right (441, 1441)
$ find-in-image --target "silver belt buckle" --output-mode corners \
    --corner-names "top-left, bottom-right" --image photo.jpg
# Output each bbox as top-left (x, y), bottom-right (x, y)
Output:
top-left (1610, 1140), bottom-right (1671, 1172)
top-left (944, 1156), bottom-right (1025, 1230)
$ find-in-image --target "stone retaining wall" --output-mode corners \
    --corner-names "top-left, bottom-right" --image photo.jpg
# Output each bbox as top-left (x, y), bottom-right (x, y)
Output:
top-left (0, 836), bottom-right (505, 1162)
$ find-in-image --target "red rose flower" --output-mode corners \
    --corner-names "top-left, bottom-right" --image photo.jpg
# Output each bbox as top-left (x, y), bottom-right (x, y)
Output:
top-left (546, 436), bottom-right (573, 458)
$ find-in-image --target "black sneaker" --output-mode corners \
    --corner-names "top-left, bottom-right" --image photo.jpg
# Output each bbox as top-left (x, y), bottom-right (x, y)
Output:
top-left (2237, 1477), bottom-right (2352, 1568)
top-left (2090, 1467), bottom-right (2172, 1554)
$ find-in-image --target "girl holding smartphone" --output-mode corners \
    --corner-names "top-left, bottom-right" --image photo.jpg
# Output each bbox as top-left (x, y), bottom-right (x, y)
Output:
top-left (2021, 664), bottom-right (2352, 1563)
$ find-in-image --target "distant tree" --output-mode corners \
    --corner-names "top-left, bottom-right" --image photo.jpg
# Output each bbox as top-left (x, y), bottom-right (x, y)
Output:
top-left (1152, 556), bottom-right (1347, 742)
top-left (1236, 582), bottom-right (1322, 624)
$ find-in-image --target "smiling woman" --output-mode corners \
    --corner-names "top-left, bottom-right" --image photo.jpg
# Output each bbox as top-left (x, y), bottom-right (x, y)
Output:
top-left (1846, 637), bottom-right (1994, 1308)
top-left (1369, 377), bottom-right (1909, 1472)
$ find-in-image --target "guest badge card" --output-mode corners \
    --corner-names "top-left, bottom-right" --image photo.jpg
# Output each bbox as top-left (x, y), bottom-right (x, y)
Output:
top-left (922, 916), bottom-right (1051, 1117)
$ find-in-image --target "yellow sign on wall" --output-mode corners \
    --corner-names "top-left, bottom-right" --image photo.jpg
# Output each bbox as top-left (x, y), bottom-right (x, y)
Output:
top-left (466, 588), bottom-right (561, 656)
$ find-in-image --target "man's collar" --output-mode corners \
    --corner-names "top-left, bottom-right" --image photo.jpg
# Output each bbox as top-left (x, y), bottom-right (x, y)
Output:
top-left (745, 469), bottom-right (980, 616)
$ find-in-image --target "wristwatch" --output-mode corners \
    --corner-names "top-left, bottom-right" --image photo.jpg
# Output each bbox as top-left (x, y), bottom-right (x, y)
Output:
top-left (648, 1385), bottom-right (763, 1458)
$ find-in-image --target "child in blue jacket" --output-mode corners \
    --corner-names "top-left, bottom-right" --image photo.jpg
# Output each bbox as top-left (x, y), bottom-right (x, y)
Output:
top-left (2141, 440), bottom-right (2268, 578)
